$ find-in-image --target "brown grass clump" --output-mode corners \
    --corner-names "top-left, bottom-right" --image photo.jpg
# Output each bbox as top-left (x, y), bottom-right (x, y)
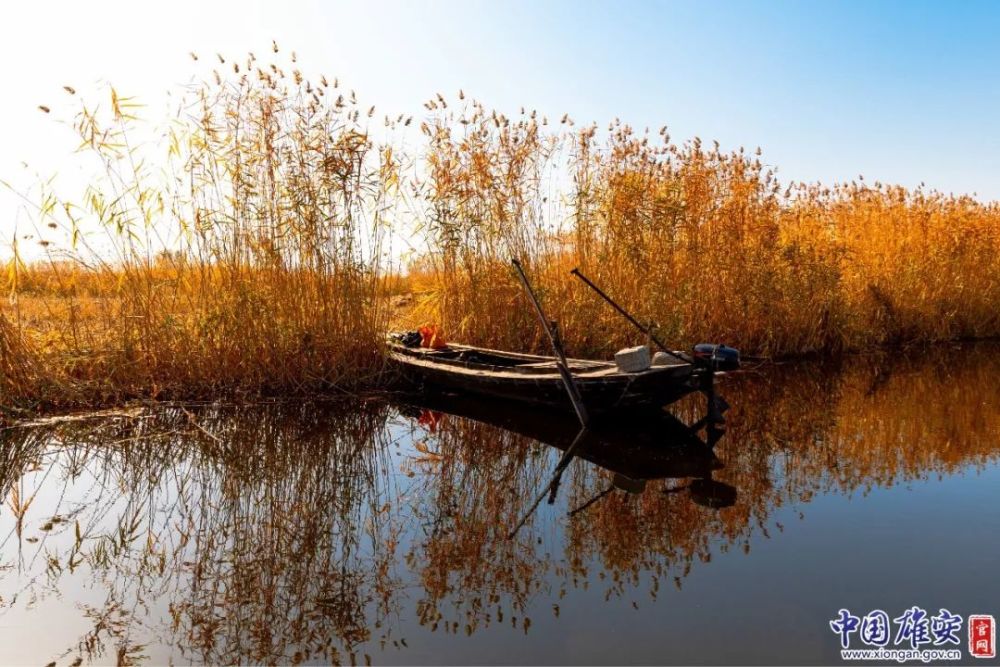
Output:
top-left (1, 313), bottom-right (42, 412)
top-left (5, 48), bottom-right (1000, 410)
top-left (4, 50), bottom-right (396, 409)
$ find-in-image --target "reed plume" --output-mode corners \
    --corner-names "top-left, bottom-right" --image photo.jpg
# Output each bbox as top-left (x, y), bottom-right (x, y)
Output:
top-left (5, 50), bottom-right (1000, 410)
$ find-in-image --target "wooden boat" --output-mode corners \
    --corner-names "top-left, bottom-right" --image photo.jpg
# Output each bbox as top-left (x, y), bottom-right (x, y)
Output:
top-left (387, 337), bottom-right (710, 413)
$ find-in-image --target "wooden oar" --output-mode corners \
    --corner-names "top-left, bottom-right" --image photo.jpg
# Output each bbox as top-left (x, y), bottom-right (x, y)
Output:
top-left (570, 268), bottom-right (690, 365)
top-left (570, 266), bottom-right (734, 427)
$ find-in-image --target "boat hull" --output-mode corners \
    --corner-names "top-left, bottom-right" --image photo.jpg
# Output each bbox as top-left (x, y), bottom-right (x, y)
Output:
top-left (387, 341), bottom-right (706, 414)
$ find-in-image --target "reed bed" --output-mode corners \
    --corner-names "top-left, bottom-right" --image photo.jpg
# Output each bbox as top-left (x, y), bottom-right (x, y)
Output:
top-left (4, 49), bottom-right (1000, 410)
top-left (3, 48), bottom-right (396, 411)
top-left (419, 106), bottom-right (1000, 356)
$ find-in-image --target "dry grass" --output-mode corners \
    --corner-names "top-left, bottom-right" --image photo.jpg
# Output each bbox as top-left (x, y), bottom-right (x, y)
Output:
top-left (3, 47), bottom-right (395, 411)
top-left (4, 48), bottom-right (1000, 411)
top-left (418, 108), bottom-right (1000, 357)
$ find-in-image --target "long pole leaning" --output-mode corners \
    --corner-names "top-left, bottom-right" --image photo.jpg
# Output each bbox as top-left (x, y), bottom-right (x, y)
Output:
top-left (508, 259), bottom-right (592, 540)
top-left (570, 268), bottom-right (690, 365)
top-left (512, 259), bottom-right (589, 428)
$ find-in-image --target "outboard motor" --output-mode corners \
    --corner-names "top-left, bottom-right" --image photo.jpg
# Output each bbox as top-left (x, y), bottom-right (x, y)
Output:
top-left (692, 343), bottom-right (741, 371)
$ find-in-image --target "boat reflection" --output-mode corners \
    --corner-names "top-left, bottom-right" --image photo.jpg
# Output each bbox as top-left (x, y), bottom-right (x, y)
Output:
top-left (395, 390), bottom-right (737, 512)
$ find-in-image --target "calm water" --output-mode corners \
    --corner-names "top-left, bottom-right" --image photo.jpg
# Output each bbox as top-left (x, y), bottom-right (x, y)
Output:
top-left (1, 345), bottom-right (999, 665)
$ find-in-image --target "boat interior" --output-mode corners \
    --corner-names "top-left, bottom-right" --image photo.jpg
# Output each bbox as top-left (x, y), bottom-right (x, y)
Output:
top-left (401, 345), bottom-right (612, 371)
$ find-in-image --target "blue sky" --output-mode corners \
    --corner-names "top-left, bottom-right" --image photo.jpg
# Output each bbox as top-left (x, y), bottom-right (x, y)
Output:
top-left (3, 0), bottom-right (1000, 205)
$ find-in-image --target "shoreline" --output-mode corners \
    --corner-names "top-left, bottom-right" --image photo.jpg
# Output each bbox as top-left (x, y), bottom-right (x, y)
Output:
top-left (4, 336), bottom-right (997, 423)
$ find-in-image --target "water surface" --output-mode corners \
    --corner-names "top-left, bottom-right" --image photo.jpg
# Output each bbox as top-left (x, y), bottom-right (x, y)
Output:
top-left (1, 345), bottom-right (999, 665)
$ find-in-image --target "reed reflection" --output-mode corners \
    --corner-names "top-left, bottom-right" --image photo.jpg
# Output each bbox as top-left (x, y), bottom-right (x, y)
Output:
top-left (397, 343), bottom-right (1000, 635)
top-left (1, 403), bottom-right (401, 665)
top-left (0, 344), bottom-right (997, 664)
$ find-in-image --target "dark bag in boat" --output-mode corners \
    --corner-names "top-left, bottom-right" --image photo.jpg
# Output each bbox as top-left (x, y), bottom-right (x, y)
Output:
top-left (394, 331), bottom-right (423, 348)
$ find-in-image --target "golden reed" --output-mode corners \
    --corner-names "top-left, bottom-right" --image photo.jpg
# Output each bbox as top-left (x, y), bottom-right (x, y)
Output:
top-left (3, 49), bottom-right (1000, 411)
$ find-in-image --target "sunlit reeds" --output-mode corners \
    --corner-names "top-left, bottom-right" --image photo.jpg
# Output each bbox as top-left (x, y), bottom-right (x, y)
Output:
top-left (417, 109), bottom-right (1000, 357)
top-left (3, 48), bottom-right (396, 410)
top-left (4, 50), bottom-right (1000, 409)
